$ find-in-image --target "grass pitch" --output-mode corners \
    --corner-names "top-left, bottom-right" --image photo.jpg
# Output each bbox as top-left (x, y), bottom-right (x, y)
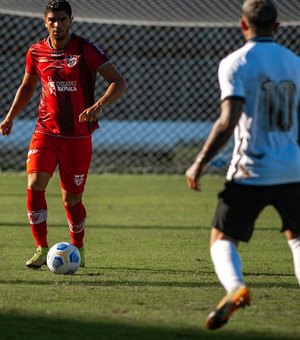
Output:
top-left (0, 173), bottom-right (299, 339)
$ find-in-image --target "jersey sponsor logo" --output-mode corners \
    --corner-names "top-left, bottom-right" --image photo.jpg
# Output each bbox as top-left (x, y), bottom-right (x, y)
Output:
top-left (74, 174), bottom-right (85, 186)
top-left (56, 80), bottom-right (78, 92)
top-left (48, 77), bottom-right (56, 96)
top-left (66, 55), bottom-right (80, 68)
top-left (47, 77), bottom-right (78, 95)
top-left (50, 52), bottom-right (64, 57)
top-left (39, 57), bottom-right (50, 63)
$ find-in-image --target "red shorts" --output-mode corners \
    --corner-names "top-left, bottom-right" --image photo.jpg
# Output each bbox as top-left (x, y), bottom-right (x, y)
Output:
top-left (26, 132), bottom-right (92, 194)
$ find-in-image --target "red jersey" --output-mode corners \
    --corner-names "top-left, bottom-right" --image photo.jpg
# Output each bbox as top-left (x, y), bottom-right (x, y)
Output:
top-left (26, 34), bottom-right (110, 137)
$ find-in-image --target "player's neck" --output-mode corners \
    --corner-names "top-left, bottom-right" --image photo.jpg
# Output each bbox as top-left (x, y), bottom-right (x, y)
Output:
top-left (244, 30), bottom-right (273, 41)
top-left (49, 34), bottom-right (71, 50)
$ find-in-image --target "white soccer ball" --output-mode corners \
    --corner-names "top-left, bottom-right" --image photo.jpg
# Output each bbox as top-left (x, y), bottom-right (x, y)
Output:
top-left (47, 242), bottom-right (81, 275)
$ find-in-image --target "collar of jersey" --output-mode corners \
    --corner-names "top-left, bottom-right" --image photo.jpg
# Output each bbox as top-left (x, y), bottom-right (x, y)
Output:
top-left (248, 36), bottom-right (275, 42)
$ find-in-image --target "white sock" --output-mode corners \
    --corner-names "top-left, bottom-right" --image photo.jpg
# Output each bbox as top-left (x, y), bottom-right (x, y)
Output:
top-left (210, 239), bottom-right (244, 293)
top-left (288, 237), bottom-right (300, 286)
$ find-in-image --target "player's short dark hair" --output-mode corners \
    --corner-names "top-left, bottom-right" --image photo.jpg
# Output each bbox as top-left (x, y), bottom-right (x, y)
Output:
top-left (242, 0), bottom-right (277, 27)
top-left (45, 0), bottom-right (72, 17)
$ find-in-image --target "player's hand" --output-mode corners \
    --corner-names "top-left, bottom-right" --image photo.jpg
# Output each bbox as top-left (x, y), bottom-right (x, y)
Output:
top-left (79, 104), bottom-right (103, 123)
top-left (0, 117), bottom-right (13, 136)
top-left (185, 161), bottom-right (207, 191)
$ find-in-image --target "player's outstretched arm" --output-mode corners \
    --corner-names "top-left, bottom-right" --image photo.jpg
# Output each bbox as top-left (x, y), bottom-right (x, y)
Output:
top-left (79, 63), bottom-right (127, 123)
top-left (185, 99), bottom-right (243, 191)
top-left (0, 73), bottom-right (38, 136)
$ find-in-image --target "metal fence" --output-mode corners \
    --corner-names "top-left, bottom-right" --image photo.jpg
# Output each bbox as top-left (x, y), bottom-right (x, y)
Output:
top-left (1, 1), bottom-right (300, 173)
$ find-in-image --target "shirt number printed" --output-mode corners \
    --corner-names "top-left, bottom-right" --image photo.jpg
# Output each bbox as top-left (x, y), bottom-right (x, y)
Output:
top-left (263, 80), bottom-right (295, 131)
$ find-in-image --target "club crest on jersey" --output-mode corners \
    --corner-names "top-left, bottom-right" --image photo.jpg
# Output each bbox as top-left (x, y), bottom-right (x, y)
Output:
top-left (66, 55), bottom-right (80, 68)
top-left (74, 174), bottom-right (85, 186)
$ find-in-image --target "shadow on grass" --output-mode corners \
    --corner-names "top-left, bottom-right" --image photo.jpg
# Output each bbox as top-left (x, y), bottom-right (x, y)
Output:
top-left (0, 276), bottom-right (297, 289)
top-left (0, 221), bottom-right (209, 230)
top-left (0, 312), bottom-right (284, 340)
top-left (0, 222), bottom-right (279, 232)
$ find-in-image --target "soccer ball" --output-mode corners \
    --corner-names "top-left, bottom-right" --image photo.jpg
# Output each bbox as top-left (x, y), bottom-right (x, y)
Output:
top-left (47, 242), bottom-right (81, 275)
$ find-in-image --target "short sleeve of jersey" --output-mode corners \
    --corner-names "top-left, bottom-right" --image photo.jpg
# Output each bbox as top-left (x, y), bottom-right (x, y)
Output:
top-left (84, 41), bottom-right (110, 71)
top-left (25, 46), bottom-right (38, 75)
top-left (218, 55), bottom-right (245, 101)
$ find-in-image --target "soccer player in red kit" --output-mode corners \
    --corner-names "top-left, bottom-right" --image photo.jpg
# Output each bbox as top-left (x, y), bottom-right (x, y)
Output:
top-left (0, 0), bottom-right (127, 268)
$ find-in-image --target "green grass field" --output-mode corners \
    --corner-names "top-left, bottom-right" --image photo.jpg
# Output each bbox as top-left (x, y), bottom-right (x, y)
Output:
top-left (0, 173), bottom-right (299, 339)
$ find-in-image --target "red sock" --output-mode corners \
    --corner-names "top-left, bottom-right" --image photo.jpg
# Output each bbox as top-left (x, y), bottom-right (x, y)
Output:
top-left (64, 201), bottom-right (86, 248)
top-left (27, 189), bottom-right (48, 248)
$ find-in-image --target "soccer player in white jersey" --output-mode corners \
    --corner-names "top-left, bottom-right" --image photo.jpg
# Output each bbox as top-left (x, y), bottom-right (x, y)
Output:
top-left (185, 0), bottom-right (300, 330)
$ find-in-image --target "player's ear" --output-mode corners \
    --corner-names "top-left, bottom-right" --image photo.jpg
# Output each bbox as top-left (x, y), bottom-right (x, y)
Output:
top-left (240, 17), bottom-right (249, 32)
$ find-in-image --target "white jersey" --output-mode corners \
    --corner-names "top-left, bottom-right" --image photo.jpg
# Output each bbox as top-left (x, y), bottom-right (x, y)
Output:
top-left (219, 37), bottom-right (300, 185)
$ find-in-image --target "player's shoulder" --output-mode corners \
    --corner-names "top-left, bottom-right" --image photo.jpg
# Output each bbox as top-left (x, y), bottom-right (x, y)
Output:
top-left (71, 33), bottom-right (89, 44)
top-left (32, 36), bottom-right (48, 47)
top-left (71, 34), bottom-right (105, 53)
top-left (270, 43), bottom-right (300, 71)
top-left (219, 44), bottom-right (250, 76)
top-left (28, 36), bottom-right (49, 52)
top-left (278, 43), bottom-right (300, 61)
top-left (221, 43), bottom-right (252, 66)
